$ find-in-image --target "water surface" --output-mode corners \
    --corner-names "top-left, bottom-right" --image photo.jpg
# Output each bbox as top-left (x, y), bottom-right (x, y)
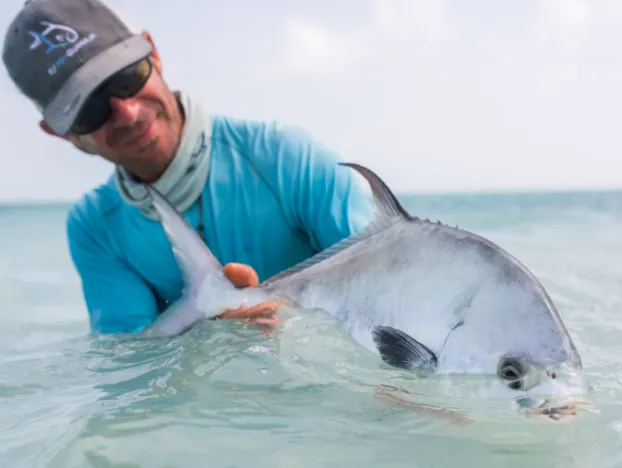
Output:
top-left (0, 192), bottom-right (620, 467)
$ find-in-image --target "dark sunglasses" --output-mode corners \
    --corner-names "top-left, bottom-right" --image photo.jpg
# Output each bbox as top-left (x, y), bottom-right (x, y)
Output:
top-left (70, 58), bottom-right (153, 135)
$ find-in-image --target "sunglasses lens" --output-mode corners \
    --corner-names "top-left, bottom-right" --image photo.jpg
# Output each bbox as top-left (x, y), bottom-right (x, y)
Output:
top-left (70, 93), bottom-right (111, 135)
top-left (69, 58), bottom-right (152, 135)
top-left (107, 59), bottom-right (152, 98)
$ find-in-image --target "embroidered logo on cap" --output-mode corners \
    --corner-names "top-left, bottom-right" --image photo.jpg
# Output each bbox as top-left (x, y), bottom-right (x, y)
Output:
top-left (27, 21), bottom-right (97, 76)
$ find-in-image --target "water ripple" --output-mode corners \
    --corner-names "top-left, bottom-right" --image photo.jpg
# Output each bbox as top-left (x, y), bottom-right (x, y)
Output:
top-left (1, 194), bottom-right (622, 467)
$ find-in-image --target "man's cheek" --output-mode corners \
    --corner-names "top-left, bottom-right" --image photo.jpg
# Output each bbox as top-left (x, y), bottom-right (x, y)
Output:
top-left (71, 134), bottom-right (105, 156)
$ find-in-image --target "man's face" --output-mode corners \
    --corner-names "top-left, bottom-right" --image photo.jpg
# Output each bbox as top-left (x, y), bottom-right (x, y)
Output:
top-left (40, 32), bottom-right (184, 182)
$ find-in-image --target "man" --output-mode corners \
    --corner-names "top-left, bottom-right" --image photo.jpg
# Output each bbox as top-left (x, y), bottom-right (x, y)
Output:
top-left (2, 0), bottom-right (374, 335)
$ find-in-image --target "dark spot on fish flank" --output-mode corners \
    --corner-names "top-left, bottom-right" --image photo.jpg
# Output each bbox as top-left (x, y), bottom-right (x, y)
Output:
top-left (470, 237), bottom-right (498, 262)
top-left (500, 263), bottom-right (518, 284)
top-left (390, 253), bottom-right (413, 270)
top-left (457, 235), bottom-right (526, 285)
top-left (454, 234), bottom-right (503, 264)
top-left (293, 280), bottom-right (310, 298)
top-left (440, 319), bottom-right (465, 351)
top-left (451, 320), bottom-right (464, 331)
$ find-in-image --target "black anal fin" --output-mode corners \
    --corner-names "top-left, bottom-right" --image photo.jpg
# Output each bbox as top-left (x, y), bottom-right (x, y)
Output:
top-left (372, 326), bottom-right (438, 371)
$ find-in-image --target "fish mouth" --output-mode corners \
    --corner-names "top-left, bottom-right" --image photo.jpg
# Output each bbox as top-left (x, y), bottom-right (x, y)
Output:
top-left (516, 397), bottom-right (583, 423)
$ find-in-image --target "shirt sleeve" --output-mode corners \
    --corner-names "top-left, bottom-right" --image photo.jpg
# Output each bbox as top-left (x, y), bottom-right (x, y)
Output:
top-left (66, 202), bottom-right (158, 334)
top-left (266, 123), bottom-right (375, 253)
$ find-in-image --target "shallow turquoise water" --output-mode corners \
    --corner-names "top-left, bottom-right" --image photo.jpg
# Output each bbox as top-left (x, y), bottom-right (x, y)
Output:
top-left (0, 191), bottom-right (621, 467)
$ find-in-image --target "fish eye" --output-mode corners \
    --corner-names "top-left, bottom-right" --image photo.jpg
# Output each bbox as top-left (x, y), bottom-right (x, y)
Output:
top-left (498, 357), bottom-right (525, 390)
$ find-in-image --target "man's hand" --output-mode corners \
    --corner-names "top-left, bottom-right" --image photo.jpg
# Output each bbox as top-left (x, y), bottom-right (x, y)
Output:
top-left (217, 263), bottom-right (282, 335)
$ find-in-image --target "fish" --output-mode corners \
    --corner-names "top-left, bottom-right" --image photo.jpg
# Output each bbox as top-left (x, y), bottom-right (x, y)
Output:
top-left (140, 162), bottom-right (587, 422)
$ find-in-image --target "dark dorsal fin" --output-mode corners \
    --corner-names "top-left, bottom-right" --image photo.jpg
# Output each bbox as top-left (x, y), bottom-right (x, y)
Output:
top-left (261, 163), bottom-right (411, 286)
top-left (340, 163), bottom-right (413, 220)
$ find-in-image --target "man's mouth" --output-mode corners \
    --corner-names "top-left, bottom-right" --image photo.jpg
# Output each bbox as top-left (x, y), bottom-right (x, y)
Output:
top-left (121, 119), bottom-right (156, 147)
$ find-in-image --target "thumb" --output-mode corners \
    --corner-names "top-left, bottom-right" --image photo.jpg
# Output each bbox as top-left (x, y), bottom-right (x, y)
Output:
top-left (223, 262), bottom-right (259, 288)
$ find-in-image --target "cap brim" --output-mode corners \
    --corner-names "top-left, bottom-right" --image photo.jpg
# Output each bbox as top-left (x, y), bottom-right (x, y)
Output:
top-left (42, 35), bottom-right (153, 136)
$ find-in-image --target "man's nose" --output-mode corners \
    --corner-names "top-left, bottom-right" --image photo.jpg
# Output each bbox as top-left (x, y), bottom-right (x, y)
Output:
top-left (108, 96), bottom-right (140, 126)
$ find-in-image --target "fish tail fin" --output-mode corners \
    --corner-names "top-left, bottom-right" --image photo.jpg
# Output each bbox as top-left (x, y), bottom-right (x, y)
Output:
top-left (141, 185), bottom-right (262, 336)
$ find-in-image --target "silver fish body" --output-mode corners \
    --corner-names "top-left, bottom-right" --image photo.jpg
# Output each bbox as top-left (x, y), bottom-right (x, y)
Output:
top-left (263, 215), bottom-right (581, 378)
top-left (141, 163), bottom-right (585, 417)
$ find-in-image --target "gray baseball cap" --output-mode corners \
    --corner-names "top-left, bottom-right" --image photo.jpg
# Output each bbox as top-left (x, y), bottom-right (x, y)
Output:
top-left (2, 0), bottom-right (153, 135)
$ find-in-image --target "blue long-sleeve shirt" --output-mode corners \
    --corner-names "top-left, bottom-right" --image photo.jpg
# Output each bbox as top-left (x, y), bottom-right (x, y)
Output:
top-left (66, 116), bottom-right (374, 334)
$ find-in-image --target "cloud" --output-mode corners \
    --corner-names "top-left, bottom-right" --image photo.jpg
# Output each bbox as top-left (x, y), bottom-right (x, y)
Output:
top-left (526, 0), bottom-right (592, 90)
top-left (268, 0), bottom-right (452, 80)
top-left (277, 18), bottom-right (369, 78)
top-left (269, 0), bottom-right (593, 84)
top-left (372, 0), bottom-right (451, 47)
top-left (529, 0), bottom-right (591, 51)
top-left (548, 0), bottom-right (591, 36)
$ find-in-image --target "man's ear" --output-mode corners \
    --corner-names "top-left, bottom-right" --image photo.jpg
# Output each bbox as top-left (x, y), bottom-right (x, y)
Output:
top-left (141, 30), bottom-right (162, 74)
top-left (39, 120), bottom-right (69, 140)
top-left (39, 119), bottom-right (100, 155)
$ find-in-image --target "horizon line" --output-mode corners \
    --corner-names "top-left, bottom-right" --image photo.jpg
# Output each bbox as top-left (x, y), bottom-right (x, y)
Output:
top-left (0, 185), bottom-right (621, 207)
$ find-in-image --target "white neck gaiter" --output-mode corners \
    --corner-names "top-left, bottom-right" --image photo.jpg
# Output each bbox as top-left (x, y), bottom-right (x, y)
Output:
top-left (114, 91), bottom-right (211, 220)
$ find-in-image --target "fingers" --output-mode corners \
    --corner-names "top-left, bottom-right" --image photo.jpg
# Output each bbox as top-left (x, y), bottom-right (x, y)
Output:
top-left (253, 317), bottom-right (280, 337)
top-left (218, 301), bottom-right (281, 320)
top-left (214, 269), bottom-right (287, 337)
top-left (223, 263), bottom-right (259, 288)
top-left (217, 301), bottom-right (282, 337)
top-left (249, 317), bottom-right (280, 326)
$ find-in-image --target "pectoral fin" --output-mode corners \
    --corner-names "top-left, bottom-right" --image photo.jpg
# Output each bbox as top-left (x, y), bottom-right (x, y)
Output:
top-left (372, 326), bottom-right (438, 371)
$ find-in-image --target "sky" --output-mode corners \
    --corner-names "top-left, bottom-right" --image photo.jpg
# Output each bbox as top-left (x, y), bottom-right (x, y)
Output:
top-left (0, 0), bottom-right (620, 202)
